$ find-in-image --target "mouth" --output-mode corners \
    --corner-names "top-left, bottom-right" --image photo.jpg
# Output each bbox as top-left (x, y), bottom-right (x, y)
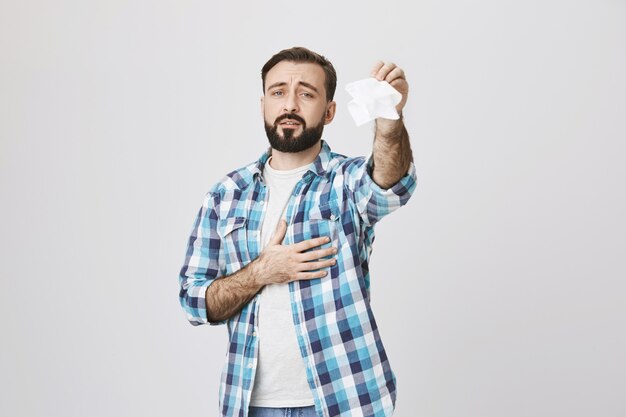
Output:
top-left (279, 121), bottom-right (301, 128)
top-left (275, 114), bottom-right (306, 130)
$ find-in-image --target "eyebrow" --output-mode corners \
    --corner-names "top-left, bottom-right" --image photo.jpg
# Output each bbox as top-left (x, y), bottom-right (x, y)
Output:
top-left (266, 81), bottom-right (320, 95)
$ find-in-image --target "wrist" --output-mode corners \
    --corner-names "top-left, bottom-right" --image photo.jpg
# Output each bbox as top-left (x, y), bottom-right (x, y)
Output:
top-left (375, 114), bottom-right (404, 139)
top-left (248, 257), bottom-right (266, 290)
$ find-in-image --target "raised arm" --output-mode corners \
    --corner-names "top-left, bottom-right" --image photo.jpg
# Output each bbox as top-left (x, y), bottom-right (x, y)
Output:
top-left (370, 61), bottom-right (413, 189)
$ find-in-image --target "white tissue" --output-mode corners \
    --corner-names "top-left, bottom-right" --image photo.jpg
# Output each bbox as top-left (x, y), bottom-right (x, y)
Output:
top-left (345, 78), bottom-right (402, 126)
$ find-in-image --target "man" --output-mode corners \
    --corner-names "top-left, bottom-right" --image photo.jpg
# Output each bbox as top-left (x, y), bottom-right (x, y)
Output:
top-left (179, 47), bottom-right (417, 417)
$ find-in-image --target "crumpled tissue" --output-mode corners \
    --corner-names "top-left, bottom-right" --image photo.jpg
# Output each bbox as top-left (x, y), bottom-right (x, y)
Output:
top-left (345, 78), bottom-right (402, 126)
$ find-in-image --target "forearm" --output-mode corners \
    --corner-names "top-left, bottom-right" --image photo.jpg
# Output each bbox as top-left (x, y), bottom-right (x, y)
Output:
top-left (372, 117), bottom-right (413, 189)
top-left (205, 260), bottom-right (264, 323)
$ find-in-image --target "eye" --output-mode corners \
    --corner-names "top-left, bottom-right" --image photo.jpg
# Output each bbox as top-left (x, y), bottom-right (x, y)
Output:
top-left (301, 92), bottom-right (313, 98)
top-left (271, 90), bottom-right (283, 96)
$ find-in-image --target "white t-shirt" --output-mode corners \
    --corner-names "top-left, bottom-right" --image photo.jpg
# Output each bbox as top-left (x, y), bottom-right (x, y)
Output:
top-left (249, 157), bottom-right (315, 407)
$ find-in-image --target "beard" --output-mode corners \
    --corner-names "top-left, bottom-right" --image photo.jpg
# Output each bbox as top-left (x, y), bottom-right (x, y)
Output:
top-left (264, 113), bottom-right (325, 153)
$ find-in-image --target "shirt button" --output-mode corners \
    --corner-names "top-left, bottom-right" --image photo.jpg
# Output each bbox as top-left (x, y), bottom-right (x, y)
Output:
top-left (247, 363), bottom-right (254, 368)
top-left (252, 331), bottom-right (257, 337)
top-left (329, 214), bottom-right (337, 221)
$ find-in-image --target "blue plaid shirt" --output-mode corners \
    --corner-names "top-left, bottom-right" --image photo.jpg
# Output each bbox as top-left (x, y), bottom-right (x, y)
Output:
top-left (179, 140), bottom-right (417, 417)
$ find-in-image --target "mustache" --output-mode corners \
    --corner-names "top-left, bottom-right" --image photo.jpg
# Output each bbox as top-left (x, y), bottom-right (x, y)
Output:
top-left (274, 113), bottom-right (306, 127)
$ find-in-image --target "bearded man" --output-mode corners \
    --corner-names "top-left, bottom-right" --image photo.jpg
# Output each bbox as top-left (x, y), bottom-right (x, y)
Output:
top-left (179, 46), bottom-right (417, 417)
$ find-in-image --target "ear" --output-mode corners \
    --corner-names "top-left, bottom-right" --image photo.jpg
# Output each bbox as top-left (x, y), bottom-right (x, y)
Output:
top-left (324, 101), bottom-right (336, 125)
top-left (260, 96), bottom-right (264, 117)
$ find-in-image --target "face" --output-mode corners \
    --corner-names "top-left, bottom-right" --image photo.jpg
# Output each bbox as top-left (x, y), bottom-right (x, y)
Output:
top-left (262, 61), bottom-right (336, 153)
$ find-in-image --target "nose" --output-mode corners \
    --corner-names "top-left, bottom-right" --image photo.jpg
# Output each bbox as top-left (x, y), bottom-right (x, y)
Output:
top-left (283, 93), bottom-right (299, 114)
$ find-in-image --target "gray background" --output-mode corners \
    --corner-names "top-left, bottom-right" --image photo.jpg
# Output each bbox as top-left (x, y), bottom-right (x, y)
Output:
top-left (1, 0), bottom-right (625, 416)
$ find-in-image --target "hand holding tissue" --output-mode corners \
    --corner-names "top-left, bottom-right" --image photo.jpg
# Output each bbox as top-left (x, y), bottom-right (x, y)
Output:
top-left (345, 78), bottom-right (403, 127)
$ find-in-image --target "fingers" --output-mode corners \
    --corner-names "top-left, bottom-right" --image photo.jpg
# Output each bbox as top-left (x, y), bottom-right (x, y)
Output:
top-left (293, 235), bottom-right (331, 252)
top-left (299, 246), bottom-right (337, 262)
top-left (372, 61), bottom-right (396, 81)
top-left (261, 233), bottom-right (337, 284)
top-left (372, 61), bottom-right (406, 84)
top-left (297, 258), bottom-right (336, 272)
top-left (385, 67), bottom-right (406, 84)
top-left (269, 219), bottom-right (287, 245)
top-left (370, 60), bottom-right (385, 77)
top-left (294, 270), bottom-right (329, 281)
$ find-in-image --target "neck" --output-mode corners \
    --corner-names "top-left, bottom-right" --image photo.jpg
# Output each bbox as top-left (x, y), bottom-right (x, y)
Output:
top-left (269, 141), bottom-right (322, 170)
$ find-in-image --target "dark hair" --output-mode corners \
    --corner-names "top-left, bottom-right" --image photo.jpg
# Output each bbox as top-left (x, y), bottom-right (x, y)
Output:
top-left (261, 46), bottom-right (337, 102)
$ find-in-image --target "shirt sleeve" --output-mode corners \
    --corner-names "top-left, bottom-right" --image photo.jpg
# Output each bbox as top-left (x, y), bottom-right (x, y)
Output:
top-left (343, 152), bottom-right (417, 227)
top-left (178, 192), bottom-right (227, 326)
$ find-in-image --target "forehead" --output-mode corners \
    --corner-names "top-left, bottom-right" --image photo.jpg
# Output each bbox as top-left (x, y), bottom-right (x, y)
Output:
top-left (265, 61), bottom-right (326, 91)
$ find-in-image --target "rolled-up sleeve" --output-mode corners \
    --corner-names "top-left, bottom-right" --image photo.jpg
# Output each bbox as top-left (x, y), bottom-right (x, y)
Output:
top-left (178, 192), bottom-right (226, 326)
top-left (343, 153), bottom-right (417, 226)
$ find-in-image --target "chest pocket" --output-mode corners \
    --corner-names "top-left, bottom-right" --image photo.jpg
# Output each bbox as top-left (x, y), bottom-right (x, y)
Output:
top-left (217, 216), bottom-right (249, 274)
top-left (297, 200), bottom-right (342, 251)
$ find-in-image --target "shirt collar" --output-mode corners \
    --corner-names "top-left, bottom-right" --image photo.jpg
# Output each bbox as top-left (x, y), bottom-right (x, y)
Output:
top-left (253, 140), bottom-right (332, 181)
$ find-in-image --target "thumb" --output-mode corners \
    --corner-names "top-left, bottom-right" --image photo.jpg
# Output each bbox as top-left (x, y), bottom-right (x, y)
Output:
top-left (269, 219), bottom-right (287, 245)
